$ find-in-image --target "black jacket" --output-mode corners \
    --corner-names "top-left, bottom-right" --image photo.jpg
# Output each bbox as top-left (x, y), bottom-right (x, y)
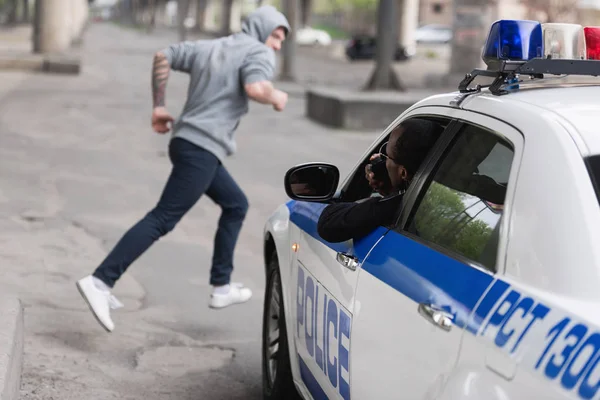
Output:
top-left (317, 194), bottom-right (404, 243)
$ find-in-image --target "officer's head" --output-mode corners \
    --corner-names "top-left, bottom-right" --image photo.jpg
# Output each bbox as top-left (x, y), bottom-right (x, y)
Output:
top-left (383, 119), bottom-right (442, 191)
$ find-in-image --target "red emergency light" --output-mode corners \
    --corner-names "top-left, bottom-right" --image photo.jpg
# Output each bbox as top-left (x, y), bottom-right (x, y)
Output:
top-left (584, 26), bottom-right (600, 60)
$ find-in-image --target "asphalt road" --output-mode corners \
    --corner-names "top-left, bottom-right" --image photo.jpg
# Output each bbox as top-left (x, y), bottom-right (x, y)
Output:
top-left (0, 23), bottom-right (380, 399)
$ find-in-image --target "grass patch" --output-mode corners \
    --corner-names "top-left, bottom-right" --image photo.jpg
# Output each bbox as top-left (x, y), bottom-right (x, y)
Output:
top-left (312, 23), bottom-right (348, 40)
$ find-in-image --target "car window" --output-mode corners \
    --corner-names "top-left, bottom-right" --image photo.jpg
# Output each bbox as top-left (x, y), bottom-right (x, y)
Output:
top-left (339, 116), bottom-right (452, 204)
top-left (405, 123), bottom-right (514, 272)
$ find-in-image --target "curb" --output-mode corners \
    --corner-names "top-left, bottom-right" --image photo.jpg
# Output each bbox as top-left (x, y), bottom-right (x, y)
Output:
top-left (0, 53), bottom-right (81, 75)
top-left (305, 87), bottom-right (443, 131)
top-left (0, 297), bottom-right (23, 400)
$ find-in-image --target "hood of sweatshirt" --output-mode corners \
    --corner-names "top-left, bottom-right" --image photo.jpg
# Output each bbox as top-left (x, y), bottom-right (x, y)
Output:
top-left (241, 5), bottom-right (291, 43)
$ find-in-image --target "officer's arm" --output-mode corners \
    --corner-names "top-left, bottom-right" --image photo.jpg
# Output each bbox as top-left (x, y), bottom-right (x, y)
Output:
top-left (317, 194), bottom-right (403, 243)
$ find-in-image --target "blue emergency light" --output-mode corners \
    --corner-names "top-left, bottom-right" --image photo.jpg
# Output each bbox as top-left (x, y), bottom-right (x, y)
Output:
top-left (455, 18), bottom-right (600, 100)
top-left (482, 20), bottom-right (544, 69)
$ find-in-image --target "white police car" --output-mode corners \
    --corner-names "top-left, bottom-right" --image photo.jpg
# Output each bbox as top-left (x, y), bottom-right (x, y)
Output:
top-left (261, 20), bottom-right (600, 400)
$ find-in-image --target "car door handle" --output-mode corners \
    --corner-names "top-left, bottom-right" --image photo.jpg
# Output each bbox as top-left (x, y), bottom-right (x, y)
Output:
top-left (418, 303), bottom-right (453, 332)
top-left (336, 252), bottom-right (359, 271)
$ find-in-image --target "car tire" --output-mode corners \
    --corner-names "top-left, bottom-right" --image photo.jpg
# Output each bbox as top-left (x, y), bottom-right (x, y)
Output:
top-left (262, 252), bottom-right (301, 400)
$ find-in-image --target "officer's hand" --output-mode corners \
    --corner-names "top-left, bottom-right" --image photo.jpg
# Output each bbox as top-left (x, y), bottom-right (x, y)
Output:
top-left (365, 154), bottom-right (390, 196)
top-left (152, 107), bottom-right (174, 134)
top-left (273, 90), bottom-right (288, 112)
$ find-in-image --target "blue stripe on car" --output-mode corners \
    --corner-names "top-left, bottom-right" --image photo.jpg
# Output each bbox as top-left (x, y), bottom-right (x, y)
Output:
top-left (298, 355), bottom-right (329, 400)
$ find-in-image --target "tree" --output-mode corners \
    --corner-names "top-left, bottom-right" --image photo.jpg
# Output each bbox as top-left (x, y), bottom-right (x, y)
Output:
top-left (221, 0), bottom-right (234, 35)
top-left (364, 0), bottom-right (403, 90)
top-left (145, 0), bottom-right (158, 32)
top-left (7, 0), bottom-right (17, 24)
top-left (22, 0), bottom-right (29, 23)
top-left (178, 0), bottom-right (191, 40)
top-left (280, 0), bottom-right (298, 81)
top-left (300, 0), bottom-right (312, 26)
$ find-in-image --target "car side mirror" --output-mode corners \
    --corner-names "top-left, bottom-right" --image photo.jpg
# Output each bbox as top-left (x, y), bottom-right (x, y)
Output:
top-left (284, 163), bottom-right (340, 202)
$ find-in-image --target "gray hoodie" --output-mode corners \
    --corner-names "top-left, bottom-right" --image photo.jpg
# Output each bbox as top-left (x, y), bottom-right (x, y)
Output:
top-left (160, 6), bottom-right (290, 162)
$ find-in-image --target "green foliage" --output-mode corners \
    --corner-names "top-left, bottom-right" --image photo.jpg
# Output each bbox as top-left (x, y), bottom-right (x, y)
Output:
top-left (327, 0), bottom-right (378, 12)
top-left (414, 182), bottom-right (495, 263)
top-left (312, 22), bottom-right (348, 39)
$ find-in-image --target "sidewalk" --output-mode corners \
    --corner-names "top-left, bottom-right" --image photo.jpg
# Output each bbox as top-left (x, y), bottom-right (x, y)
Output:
top-left (0, 22), bottom-right (380, 399)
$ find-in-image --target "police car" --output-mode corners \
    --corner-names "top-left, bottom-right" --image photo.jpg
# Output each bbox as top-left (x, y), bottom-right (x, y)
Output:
top-left (261, 20), bottom-right (600, 400)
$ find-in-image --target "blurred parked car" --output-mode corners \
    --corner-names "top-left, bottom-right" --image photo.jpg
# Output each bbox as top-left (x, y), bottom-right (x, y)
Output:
top-left (296, 26), bottom-right (332, 46)
top-left (415, 24), bottom-right (453, 44)
top-left (345, 35), bottom-right (414, 61)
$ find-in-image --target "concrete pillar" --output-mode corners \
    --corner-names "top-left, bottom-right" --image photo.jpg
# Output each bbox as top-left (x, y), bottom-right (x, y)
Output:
top-left (37, 0), bottom-right (72, 53)
top-left (398, 0), bottom-right (419, 57)
top-left (71, 0), bottom-right (85, 44)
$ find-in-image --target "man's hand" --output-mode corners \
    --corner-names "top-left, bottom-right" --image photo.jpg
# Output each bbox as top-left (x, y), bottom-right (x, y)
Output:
top-left (365, 154), bottom-right (391, 196)
top-left (152, 107), bottom-right (174, 134)
top-left (272, 90), bottom-right (288, 112)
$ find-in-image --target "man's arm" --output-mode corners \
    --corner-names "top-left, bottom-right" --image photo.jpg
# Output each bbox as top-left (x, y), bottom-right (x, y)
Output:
top-left (152, 51), bottom-right (170, 108)
top-left (317, 194), bottom-right (403, 243)
top-left (244, 80), bottom-right (283, 105)
top-left (152, 41), bottom-right (198, 108)
top-left (241, 46), bottom-right (287, 110)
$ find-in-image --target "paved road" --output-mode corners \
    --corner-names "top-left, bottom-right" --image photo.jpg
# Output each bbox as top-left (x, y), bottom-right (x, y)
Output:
top-left (0, 23), bottom-right (379, 399)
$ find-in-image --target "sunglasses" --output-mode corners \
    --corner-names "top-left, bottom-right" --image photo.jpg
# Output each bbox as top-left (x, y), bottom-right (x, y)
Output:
top-left (379, 141), bottom-right (393, 162)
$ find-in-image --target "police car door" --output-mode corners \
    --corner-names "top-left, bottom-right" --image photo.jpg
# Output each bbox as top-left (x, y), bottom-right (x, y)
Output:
top-left (350, 116), bottom-right (522, 399)
top-left (289, 157), bottom-right (390, 399)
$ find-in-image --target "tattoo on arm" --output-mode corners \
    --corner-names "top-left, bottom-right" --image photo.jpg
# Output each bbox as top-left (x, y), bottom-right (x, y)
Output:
top-left (152, 52), bottom-right (170, 108)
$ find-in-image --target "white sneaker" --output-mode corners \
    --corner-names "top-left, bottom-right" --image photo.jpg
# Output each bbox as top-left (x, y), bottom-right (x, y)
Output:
top-left (209, 283), bottom-right (252, 309)
top-left (76, 275), bottom-right (123, 332)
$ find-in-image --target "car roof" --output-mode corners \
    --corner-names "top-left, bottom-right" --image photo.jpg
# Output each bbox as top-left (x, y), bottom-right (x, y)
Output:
top-left (417, 83), bottom-right (600, 156)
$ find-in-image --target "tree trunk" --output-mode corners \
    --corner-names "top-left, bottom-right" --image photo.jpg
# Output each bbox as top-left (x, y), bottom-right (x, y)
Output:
top-left (7, 0), bottom-right (18, 25)
top-left (32, 0), bottom-right (41, 52)
top-left (195, 0), bottom-right (207, 31)
top-left (132, 0), bottom-right (140, 25)
top-left (221, 0), bottom-right (234, 36)
top-left (178, 0), bottom-right (191, 41)
top-left (280, 0), bottom-right (298, 81)
top-left (365, 0), bottom-right (403, 91)
top-left (22, 0), bottom-right (30, 23)
top-left (146, 0), bottom-right (157, 33)
top-left (300, 0), bottom-right (312, 27)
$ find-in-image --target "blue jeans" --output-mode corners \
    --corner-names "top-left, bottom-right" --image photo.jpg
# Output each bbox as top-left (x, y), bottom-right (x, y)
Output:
top-left (93, 138), bottom-right (249, 287)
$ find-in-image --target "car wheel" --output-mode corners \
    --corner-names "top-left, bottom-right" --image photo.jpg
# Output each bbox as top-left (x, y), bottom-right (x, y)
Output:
top-left (262, 252), bottom-right (301, 400)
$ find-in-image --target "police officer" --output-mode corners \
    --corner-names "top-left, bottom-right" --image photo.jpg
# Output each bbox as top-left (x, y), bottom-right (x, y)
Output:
top-left (317, 118), bottom-right (442, 243)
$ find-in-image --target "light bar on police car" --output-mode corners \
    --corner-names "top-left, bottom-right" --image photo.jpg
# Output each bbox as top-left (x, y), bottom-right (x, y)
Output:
top-left (457, 19), bottom-right (600, 97)
top-left (482, 20), bottom-right (543, 69)
top-left (542, 23), bottom-right (585, 60)
top-left (584, 26), bottom-right (600, 60)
